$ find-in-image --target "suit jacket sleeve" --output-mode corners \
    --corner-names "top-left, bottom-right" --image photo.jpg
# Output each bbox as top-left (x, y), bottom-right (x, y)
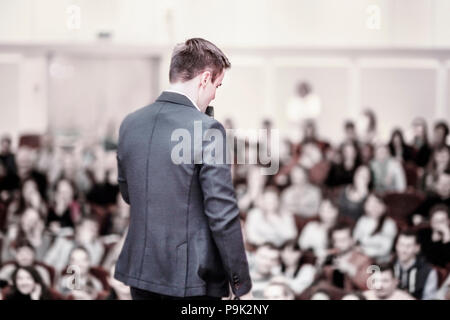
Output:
top-left (117, 120), bottom-right (130, 205)
top-left (116, 153), bottom-right (130, 205)
top-left (198, 120), bottom-right (252, 297)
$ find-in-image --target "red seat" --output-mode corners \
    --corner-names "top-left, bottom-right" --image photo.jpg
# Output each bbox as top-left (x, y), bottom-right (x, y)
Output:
top-left (383, 191), bottom-right (425, 229)
top-left (294, 216), bottom-right (319, 234)
top-left (309, 160), bottom-right (331, 186)
top-left (0, 202), bottom-right (7, 233)
top-left (403, 162), bottom-right (419, 189)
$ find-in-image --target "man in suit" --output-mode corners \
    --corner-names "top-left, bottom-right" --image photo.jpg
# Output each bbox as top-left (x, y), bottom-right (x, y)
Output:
top-left (114, 38), bottom-right (252, 300)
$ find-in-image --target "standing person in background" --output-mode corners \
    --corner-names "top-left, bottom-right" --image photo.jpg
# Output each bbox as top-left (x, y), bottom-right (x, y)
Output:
top-left (285, 81), bottom-right (322, 144)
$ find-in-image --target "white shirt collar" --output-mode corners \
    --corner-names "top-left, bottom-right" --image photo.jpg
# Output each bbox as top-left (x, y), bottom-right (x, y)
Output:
top-left (164, 89), bottom-right (201, 112)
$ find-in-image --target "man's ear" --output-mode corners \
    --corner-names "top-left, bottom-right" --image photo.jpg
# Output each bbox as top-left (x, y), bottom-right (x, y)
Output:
top-left (200, 71), bottom-right (211, 88)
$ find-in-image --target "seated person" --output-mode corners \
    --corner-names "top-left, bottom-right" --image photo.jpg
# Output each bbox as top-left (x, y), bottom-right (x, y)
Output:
top-left (338, 165), bottom-right (372, 222)
top-left (280, 165), bottom-right (321, 218)
top-left (245, 186), bottom-right (297, 247)
top-left (249, 243), bottom-right (281, 300)
top-left (2, 207), bottom-right (52, 263)
top-left (353, 193), bottom-right (397, 262)
top-left (393, 230), bottom-right (438, 300)
top-left (298, 197), bottom-right (339, 262)
top-left (363, 263), bottom-right (415, 300)
top-left (325, 140), bottom-right (361, 188)
top-left (341, 292), bottom-right (366, 300)
top-left (0, 239), bottom-right (52, 287)
top-left (418, 205), bottom-right (450, 269)
top-left (411, 170), bottom-right (450, 225)
top-left (46, 178), bottom-right (81, 234)
top-left (3, 266), bottom-right (59, 300)
top-left (263, 281), bottom-right (295, 300)
top-left (58, 246), bottom-right (105, 300)
top-left (44, 216), bottom-right (104, 272)
top-left (275, 240), bottom-right (316, 297)
top-left (421, 146), bottom-right (450, 193)
top-left (319, 223), bottom-right (372, 292)
top-left (370, 143), bottom-right (406, 193)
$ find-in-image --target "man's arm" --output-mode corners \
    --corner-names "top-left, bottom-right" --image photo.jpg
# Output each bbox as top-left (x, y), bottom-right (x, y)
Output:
top-left (198, 120), bottom-right (252, 297)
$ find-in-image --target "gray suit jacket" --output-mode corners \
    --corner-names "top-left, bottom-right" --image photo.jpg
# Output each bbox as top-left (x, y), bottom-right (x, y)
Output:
top-left (114, 91), bottom-right (251, 297)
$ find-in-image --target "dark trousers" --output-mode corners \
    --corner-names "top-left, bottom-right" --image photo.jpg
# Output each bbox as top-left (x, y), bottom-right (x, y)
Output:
top-left (130, 287), bottom-right (221, 301)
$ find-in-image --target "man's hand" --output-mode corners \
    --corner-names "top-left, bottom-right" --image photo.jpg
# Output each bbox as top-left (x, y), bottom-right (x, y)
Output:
top-left (236, 291), bottom-right (253, 300)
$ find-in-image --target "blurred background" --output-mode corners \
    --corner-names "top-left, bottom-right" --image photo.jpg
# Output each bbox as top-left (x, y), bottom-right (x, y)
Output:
top-left (0, 0), bottom-right (449, 301)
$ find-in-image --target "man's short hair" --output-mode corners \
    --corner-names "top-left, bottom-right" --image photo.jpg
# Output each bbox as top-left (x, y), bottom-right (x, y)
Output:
top-left (169, 38), bottom-right (231, 83)
top-left (377, 262), bottom-right (395, 276)
top-left (1, 134), bottom-right (11, 144)
top-left (435, 121), bottom-right (449, 137)
top-left (329, 222), bottom-right (352, 238)
top-left (397, 229), bottom-right (419, 244)
top-left (13, 238), bottom-right (35, 252)
top-left (429, 204), bottom-right (449, 219)
top-left (344, 120), bottom-right (355, 130)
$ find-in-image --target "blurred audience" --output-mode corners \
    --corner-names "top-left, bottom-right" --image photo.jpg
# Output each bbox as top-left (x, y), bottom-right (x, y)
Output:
top-left (0, 112), bottom-right (448, 300)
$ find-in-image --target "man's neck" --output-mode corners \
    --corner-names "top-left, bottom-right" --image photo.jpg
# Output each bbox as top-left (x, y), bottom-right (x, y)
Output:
top-left (399, 257), bottom-right (416, 270)
top-left (166, 82), bottom-right (201, 112)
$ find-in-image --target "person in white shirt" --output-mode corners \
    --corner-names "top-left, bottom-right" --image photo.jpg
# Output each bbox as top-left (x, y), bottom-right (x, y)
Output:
top-left (353, 193), bottom-right (398, 262)
top-left (370, 143), bottom-right (407, 193)
top-left (298, 198), bottom-right (339, 261)
top-left (276, 240), bottom-right (316, 297)
top-left (280, 165), bottom-right (322, 218)
top-left (245, 186), bottom-right (297, 247)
